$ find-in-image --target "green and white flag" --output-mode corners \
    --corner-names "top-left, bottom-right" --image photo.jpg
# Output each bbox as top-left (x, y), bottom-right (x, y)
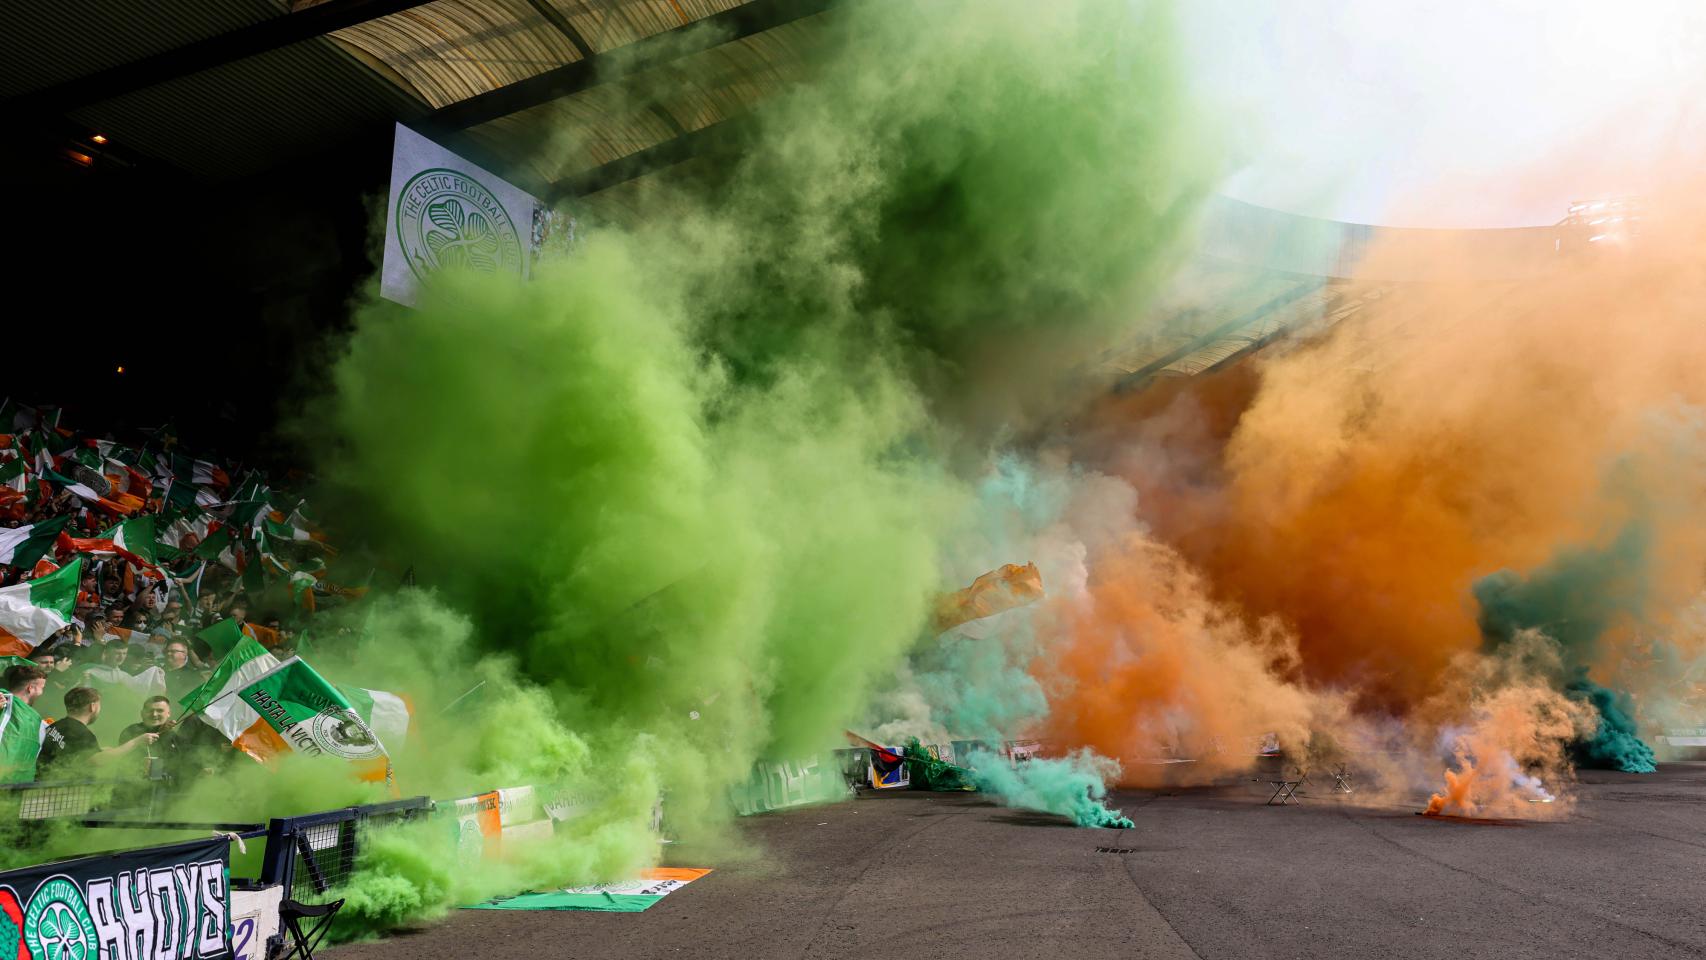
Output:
top-left (196, 617), bottom-right (247, 660)
top-left (193, 526), bottom-right (236, 569)
top-left (261, 516), bottom-right (313, 545)
top-left (0, 557), bottom-right (80, 654)
top-left (78, 664), bottom-right (166, 698)
top-left (168, 454), bottom-right (228, 491)
top-left (162, 509), bottom-right (212, 549)
top-left (216, 657), bottom-right (391, 766)
top-left (0, 454), bottom-right (29, 494)
top-left (172, 561), bottom-right (206, 607)
top-left (0, 695), bottom-right (49, 784)
top-left (182, 637), bottom-right (279, 717)
top-left (336, 683), bottom-right (412, 753)
top-left (0, 516), bottom-right (68, 569)
top-left (162, 477), bottom-right (202, 513)
top-left (42, 466), bottom-right (103, 504)
top-left (99, 515), bottom-right (159, 565)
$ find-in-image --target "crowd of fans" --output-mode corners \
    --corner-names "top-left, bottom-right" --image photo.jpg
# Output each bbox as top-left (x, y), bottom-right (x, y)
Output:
top-left (0, 403), bottom-right (348, 790)
top-left (0, 595), bottom-right (295, 785)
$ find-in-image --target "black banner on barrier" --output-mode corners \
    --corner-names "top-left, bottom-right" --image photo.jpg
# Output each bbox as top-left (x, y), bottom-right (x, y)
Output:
top-left (0, 836), bottom-right (231, 960)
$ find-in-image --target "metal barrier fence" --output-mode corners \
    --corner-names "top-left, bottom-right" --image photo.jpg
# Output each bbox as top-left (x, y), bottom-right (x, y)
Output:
top-left (258, 797), bottom-right (432, 902)
top-left (2, 780), bottom-right (432, 905)
top-left (0, 789), bottom-right (430, 960)
top-left (0, 777), bottom-right (174, 827)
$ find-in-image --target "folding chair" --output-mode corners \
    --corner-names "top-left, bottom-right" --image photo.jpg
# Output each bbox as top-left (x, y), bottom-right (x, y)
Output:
top-left (274, 898), bottom-right (344, 960)
top-left (1265, 772), bottom-right (1307, 805)
top-left (1330, 762), bottom-right (1354, 794)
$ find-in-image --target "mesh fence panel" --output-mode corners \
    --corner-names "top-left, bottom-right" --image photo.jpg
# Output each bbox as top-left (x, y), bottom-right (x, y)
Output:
top-left (0, 780), bottom-right (148, 821)
top-left (280, 802), bottom-right (428, 902)
top-left (290, 820), bottom-right (359, 901)
top-left (13, 782), bottom-right (102, 820)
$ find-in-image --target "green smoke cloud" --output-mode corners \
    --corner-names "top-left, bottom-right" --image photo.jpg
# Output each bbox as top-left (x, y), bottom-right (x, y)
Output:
top-left (294, 0), bottom-right (1214, 932)
top-left (870, 456), bottom-right (1079, 746)
top-left (966, 749), bottom-right (1134, 829)
top-left (648, 0), bottom-right (1216, 430)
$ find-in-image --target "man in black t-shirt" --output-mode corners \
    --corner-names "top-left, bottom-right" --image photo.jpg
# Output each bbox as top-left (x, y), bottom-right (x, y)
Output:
top-left (119, 696), bottom-right (173, 744)
top-left (38, 687), bottom-right (157, 778)
top-left (118, 695), bottom-right (184, 790)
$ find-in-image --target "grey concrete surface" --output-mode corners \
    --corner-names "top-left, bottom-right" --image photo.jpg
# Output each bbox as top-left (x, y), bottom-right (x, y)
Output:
top-left (330, 763), bottom-right (1706, 960)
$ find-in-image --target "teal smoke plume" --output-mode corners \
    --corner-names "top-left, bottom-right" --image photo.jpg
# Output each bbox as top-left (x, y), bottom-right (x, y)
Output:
top-left (1473, 522), bottom-right (1657, 772)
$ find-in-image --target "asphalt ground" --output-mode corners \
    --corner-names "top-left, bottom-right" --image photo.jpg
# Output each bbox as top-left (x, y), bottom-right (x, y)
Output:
top-left (330, 762), bottom-right (1706, 960)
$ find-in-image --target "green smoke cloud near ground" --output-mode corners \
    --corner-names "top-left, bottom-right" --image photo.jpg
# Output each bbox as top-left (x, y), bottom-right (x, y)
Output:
top-left (966, 750), bottom-right (1134, 829)
top-left (301, 0), bottom-right (1214, 932)
top-left (1474, 521), bottom-right (1659, 772)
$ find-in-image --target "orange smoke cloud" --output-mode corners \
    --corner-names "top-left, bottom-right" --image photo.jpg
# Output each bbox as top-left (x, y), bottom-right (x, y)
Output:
top-left (1068, 209), bottom-right (1706, 716)
top-left (1026, 186), bottom-right (1706, 806)
top-left (1034, 529), bottom-right (1331, 786)
top-left (1419, 637), bottom-right (1595, 818)
top-left (1422, 768), bottom-right (1472, 817)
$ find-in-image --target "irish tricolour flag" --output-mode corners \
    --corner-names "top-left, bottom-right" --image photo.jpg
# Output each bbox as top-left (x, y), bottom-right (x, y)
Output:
top-left (0, 557), bottom-right (80, 657)
top-left (181, 637), bottom-right (277, 715)
top-left (0, 695), bottom-right (49, 784)
top-left (193, 654), bottom-right (408, 776)
top-left (99, 515), bottom-right (160, 565)
top-left (0, 517), bottom-right (68, 570)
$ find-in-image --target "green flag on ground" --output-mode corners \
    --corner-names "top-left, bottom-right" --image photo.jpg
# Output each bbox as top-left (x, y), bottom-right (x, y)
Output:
top-left (468, 870), bottom-right (712, 913)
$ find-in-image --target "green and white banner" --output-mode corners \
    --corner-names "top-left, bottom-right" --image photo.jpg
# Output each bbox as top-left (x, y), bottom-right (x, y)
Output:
top-left (0, 695), bottom-right (49, 784)
top-left (0, 836), bottom-right (232, 960)
top-left (380, 123), bottom-right (538, 307)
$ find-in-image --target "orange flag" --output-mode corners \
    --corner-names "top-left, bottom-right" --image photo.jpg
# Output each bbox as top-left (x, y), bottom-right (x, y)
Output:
top-left (933, 562), bottom-right (1044, 634)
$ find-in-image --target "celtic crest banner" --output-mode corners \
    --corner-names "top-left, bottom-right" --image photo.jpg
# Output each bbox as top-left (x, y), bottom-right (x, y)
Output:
top-left (380, 123), bottom-right (539, 307)
top-left (0, 836), bottom-right (232, 960)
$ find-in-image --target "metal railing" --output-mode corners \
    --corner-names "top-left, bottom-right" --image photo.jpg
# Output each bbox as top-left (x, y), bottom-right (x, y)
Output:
top-left (258, 797), bottom-right (432, 903)
top-left (0, 777), bottom-right (183, 832)
top-left (0, 778), bottom-right (128, 820)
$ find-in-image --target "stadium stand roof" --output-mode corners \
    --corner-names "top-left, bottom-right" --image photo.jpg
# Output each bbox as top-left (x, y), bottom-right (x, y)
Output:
top-left (1091, 194), bottom-right (1600, 393)
top-left (3, 0), bottom-right (836, 207)
top-left (3, 1), bottom-right (1616, 423)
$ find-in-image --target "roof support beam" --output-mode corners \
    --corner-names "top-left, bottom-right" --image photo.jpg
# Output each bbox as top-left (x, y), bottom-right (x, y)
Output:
top-left (522, 0), bottom-right (597, 59)
top-left (523, 0), bottom-right (691, 136)
top-left (1112, 280), bottom-right (1324, 393)
top-left (6, 0), bottom-right (439, 116)
top-left (421, 0), bottom-right (841, 133)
